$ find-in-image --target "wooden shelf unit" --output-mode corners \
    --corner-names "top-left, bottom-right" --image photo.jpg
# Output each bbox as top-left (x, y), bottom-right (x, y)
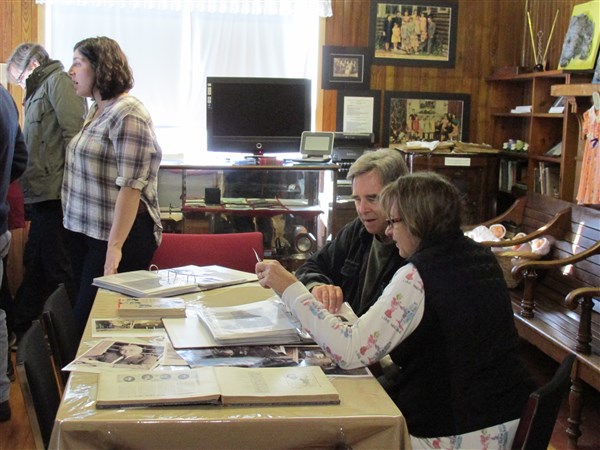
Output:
top-left (486, 70), bottom-right (591, 202)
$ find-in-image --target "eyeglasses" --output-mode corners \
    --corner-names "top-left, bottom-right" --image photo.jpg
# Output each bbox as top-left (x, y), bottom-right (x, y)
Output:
top-left (385, 217), bottom-right (403, 228)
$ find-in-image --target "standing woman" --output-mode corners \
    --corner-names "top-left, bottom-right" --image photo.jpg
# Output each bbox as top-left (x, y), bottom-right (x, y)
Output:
top-left (63, 37), bottom-right (162, 332)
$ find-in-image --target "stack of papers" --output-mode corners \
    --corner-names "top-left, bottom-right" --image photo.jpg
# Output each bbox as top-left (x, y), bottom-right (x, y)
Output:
top-left (196, 298), bottom-right (310, 345)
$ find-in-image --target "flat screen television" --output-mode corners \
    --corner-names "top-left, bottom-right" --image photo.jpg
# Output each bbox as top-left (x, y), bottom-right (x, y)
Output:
top-left (206, 77), bottom-right (311, 155)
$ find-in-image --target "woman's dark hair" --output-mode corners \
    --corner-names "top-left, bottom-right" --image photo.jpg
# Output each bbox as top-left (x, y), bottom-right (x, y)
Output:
top-left (73, 36), bottom-right (134, 100)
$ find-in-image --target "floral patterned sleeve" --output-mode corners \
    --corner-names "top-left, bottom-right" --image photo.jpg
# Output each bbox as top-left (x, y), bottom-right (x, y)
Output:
top-left (281, 263), bottom-right (425, 369)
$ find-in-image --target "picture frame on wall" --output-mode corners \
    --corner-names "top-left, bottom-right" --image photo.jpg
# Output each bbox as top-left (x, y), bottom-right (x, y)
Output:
top-left (557, 0), bottom-right (600, 71)
top-left (322, 46), bottom-right (371, 90)
top-left (383, 91), bottom-right (470, 147)
top-left (336, 90), bottom-right (382, 141)
top-left (369, 1), bottom-right (458, 68)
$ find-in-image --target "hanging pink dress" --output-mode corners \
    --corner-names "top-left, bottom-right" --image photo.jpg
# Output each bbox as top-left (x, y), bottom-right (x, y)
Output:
top-left (576, 105), bottom-right (600, 205)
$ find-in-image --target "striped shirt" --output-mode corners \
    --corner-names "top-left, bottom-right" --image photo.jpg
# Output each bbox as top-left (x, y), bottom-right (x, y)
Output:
top-left (62, 95), bottom-right (162, 244)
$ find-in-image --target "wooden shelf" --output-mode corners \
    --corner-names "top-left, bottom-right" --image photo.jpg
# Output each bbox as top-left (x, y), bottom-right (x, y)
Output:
top-left (551, 84), bottom-right (600, 97)
top-left (487, 71), bottom-right (590, 203)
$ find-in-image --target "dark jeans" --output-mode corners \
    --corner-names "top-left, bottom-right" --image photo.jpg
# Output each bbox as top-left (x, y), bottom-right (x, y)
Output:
top-left (13, 200), bottom-right (74, 334)
top-left (68, 212), bottom-right (157, 334)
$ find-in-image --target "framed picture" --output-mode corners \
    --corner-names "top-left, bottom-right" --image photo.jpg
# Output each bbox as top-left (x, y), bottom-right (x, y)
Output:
top-left (369, 1), bottom-right (458, 68)
top-left (336, 90), bottom-right (382, 141)
top-left (558, 0), bottom-right (600, 71)
top-left (383, 91), bottom-right (470, 146)
top-left (322, 46), bottom-right (371, 90)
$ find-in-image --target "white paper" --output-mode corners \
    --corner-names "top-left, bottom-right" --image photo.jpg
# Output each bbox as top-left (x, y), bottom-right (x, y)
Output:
top-left (343, 96), bottom-right (374, 133)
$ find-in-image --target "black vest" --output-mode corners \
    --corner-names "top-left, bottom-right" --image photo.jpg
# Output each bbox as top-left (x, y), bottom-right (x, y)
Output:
top-left (386, 231), bottom-right (534, 437)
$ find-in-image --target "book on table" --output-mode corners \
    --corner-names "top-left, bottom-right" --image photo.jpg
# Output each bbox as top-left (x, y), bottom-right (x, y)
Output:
top-left (117, 297), bottom-right (187, 318)
top-left (95, 365), bottom-right (340, 408)
top-left (93, 265), bottom-right (257, 298)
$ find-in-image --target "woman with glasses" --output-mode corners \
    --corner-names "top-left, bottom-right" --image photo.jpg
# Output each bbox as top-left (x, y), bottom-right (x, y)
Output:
top-left (63, 36), bottom-right (162, 333)
top-left (6, 43), bottom-right (86, 340)
top-left (256, 171), bottom-right (534, 449)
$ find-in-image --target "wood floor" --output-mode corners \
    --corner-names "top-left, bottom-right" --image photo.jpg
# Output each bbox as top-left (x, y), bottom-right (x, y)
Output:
top-left (2, 342), bottom-right (600, 450)
top-left (1, 352), bottom-right (35, 450)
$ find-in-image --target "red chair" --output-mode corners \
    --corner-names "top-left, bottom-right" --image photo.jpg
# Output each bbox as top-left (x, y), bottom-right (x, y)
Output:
top-left (150, 232), bottom-right (263, 274)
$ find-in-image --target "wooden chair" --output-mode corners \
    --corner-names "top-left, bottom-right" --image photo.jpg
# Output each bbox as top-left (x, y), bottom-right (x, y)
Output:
top-left (42, 284), bottom-right (80, 389)
top-left (565, 286), bottom-right (600, 354)
top-left (150, 232), bottom-right (264, 273)
top-left (15, 320), bottom-right (61, 450)
top-left (511, 353), bottom-right (576, 450)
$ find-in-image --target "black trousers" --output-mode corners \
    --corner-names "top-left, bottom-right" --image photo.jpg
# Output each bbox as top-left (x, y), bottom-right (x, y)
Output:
top-left (68, 212), bottom-right (158, 334)
top-left (13, 200), bottom-right (74, 334)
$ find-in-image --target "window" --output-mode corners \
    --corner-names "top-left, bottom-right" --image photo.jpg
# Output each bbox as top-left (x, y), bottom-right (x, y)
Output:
top-left (41, 0), bottom-right (329, 160)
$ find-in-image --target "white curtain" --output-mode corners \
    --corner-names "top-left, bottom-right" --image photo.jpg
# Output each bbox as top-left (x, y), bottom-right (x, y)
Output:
top-left (39, 0), bottom-right (328, 160)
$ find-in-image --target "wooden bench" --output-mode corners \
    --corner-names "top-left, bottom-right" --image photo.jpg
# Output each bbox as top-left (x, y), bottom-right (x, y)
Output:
top-left (466, 192), bottom-right (600, 448)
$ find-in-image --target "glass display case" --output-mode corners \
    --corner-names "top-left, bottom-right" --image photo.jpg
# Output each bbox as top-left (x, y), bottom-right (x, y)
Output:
top-left (158, 164), bottom-right (339, 267)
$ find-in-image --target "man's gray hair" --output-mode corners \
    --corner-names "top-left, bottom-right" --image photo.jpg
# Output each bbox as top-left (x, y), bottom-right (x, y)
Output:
top-left (347, 148), bottom-right (409, 184)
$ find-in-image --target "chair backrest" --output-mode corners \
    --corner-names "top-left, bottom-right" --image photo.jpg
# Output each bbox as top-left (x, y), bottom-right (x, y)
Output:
top-left (150, 232), bottom-right (264, 273)
top-left (511, 353), bottom-right (576, 450)
top-left (42, 284), bottom-right (80, 388)
top-left (16, 320), bottom-right (61, 450)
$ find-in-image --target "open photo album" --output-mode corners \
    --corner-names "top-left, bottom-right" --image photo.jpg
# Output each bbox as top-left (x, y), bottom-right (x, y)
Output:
top-left (93, 265), bottom-right (257, 298)
top-left (95, 365), bottom-right (340, 408)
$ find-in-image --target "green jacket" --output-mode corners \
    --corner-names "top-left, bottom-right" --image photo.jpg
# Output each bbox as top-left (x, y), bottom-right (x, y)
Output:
top-left (22, 60), bottom-right (86, 204)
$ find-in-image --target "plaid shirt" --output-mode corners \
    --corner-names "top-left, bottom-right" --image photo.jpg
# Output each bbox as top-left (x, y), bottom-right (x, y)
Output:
top-left (62, 95), bottom-right (162, 244)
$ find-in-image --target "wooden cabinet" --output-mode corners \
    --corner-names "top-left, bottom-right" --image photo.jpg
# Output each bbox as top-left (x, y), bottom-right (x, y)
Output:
top-left (400, 151), bottom-right (499, 224)
top-left (486, 70), bottom-right (591, 203)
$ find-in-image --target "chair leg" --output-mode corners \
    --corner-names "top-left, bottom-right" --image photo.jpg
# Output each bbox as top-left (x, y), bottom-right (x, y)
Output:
top-left (566, 377), bottom-right (583, 449)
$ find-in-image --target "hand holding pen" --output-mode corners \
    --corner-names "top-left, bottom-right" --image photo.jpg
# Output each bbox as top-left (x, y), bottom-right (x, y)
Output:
top-left (254, 250), bottom-right (297, 296)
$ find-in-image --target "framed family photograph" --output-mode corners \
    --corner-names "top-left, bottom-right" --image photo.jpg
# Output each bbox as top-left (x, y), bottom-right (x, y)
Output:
top-left (322, 46), bottom-right (371, 90)
top-left (369, 1), bottom-right (458, 68)
top-left (383, 91), bottom-right (470, 146)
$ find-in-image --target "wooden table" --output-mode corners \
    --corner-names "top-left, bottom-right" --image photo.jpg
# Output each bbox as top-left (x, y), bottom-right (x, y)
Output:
top-left (49, 283), bottom-right (411, 449)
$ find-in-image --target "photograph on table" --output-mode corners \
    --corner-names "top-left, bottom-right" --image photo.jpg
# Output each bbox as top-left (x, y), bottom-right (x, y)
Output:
top-left (558, 0), bottom-right (600, 71)
top-left (369, 1), bottom-right (458, 68)
top-left (321, 46), bottom-right (371, 90)
top-left (64, 339), bottom-right (165, 372)
top-left (382, 91), bottom-right (470, 146)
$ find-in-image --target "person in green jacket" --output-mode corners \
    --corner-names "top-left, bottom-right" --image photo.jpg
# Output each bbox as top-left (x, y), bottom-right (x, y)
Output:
top-left (7, 43), bottom-right (87, 339)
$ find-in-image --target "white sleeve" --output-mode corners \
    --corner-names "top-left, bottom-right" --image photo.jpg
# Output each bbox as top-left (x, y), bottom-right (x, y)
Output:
top-left (281, 263), bottom-right (425, 369)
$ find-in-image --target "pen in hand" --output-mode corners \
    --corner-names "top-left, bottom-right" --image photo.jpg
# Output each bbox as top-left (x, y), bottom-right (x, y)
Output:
top-left (254, 248), bottom-right (266, 284)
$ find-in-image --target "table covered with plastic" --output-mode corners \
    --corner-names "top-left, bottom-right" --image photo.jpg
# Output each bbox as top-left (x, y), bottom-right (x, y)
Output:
top-left (49, 284), bottom-right (411, 449)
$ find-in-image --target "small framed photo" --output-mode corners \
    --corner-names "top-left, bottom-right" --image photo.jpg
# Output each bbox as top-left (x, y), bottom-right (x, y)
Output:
top-left (322, 46), bottom-right (371, 90)
top-left (369, 1), bottom-right (459, 68)
top-left (383, 91), bottom-right (470, 146)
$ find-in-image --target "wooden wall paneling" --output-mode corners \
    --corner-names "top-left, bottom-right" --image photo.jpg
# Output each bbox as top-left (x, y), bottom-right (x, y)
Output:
top-left (321, 90), bottom-right (338, 132)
